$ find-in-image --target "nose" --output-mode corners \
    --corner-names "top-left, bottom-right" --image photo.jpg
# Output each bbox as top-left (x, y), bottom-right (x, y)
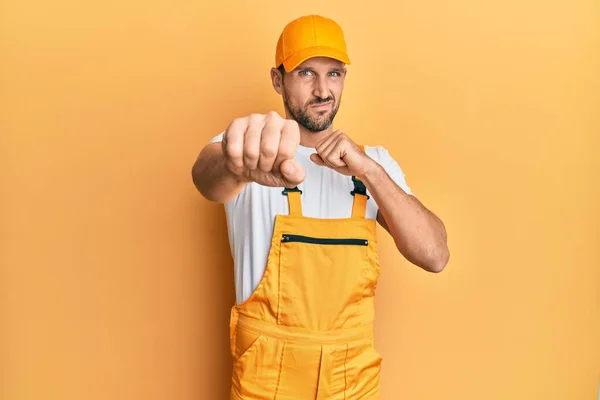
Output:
top-left (312, 75), bottom-right (330, 100)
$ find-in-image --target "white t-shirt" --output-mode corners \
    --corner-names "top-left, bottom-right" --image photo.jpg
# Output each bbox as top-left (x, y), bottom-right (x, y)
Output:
top-left (209, 133), bottom-right (413, 304)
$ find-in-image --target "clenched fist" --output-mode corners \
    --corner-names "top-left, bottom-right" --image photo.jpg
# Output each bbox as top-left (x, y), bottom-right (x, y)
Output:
top-left (310, 130), bottom-right (376, 178)
top-left (222, 111), bottom-right (306, 188)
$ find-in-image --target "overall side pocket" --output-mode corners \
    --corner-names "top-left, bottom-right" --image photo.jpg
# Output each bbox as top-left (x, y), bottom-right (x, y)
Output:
top-left (344, 339), bottom-right (382, 398)
top-left (231, 327), bottom-right (280, 400)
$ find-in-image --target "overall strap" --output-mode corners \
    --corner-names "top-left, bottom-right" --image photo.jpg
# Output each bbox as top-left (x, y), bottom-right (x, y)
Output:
top-left (350, 176), bottom-right (369, 218)
top-left (282, 144), bottom-right (369, 218)
top-left (282, 187), bottom-right (302, 216)
top-left (350, 145), bottom-right (369, 219)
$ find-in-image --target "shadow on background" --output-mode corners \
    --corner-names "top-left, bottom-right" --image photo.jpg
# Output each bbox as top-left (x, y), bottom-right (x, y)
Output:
top-left (192, 200), bottom-right (235, 398)
top-left (187, 84), bottom-right (281, 398)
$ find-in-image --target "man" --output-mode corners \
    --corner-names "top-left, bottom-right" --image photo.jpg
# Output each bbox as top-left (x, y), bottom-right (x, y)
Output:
top-left (192, 14), bottom-right (449, 400)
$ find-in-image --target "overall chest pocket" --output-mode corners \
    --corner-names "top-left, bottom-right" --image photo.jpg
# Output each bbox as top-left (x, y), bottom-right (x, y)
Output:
top-left (277, 233), bottom-right (373, 330)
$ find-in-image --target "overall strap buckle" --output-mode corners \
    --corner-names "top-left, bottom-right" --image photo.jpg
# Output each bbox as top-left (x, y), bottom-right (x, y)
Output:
top-left (350, 176), bottom-right (370, 199)
top-left (282, 186), bottom-right (303, 216)
top-left (281, 186), bottom-right (303, 196)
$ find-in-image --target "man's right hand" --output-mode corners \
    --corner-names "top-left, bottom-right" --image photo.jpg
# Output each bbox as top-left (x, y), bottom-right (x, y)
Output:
top-left (222, 111), bottom-right (306, 188)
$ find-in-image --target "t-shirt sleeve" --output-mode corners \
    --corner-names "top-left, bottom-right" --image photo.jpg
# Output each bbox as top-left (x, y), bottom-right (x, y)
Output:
top-left (366, 146), bottom-right (414, 196)
top-left (210, 132), bottom-right (224, 143)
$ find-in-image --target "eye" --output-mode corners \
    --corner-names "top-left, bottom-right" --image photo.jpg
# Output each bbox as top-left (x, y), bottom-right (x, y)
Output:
top-left (329, 71), bottom-right (341, 77)
top-left (299, 69), bottom-right (313, 76)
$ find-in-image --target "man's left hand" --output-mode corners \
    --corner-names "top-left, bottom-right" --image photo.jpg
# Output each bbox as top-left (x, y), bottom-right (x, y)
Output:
top-left (310, 130), bottom-right (377, 178)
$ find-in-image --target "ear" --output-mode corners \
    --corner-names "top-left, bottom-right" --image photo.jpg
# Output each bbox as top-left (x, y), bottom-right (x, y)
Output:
top-left (270, 67), bottom-right (283, 95)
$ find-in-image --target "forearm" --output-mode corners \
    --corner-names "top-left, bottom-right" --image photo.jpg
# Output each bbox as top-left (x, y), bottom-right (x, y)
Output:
top-left (191, 143), bottom-right (248, 203)
top-left (360, 164), bottom-right (449, 272)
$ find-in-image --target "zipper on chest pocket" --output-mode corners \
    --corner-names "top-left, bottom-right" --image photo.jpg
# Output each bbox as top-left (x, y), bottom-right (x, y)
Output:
top-left (281, 234), bottom-right (368, 246)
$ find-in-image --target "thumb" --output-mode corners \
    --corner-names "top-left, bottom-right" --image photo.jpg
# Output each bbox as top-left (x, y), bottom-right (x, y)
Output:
top-left (280, 159), bottom-right (306, 186)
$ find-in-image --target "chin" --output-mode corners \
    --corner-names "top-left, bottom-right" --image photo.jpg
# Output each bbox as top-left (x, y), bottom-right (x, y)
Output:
top-left (311, 109), bottom-right (332, 120)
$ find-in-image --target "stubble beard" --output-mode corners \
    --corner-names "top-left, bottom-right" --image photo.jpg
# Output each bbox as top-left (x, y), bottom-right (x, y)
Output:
top-left (283, 91), bottom-right (341, 133)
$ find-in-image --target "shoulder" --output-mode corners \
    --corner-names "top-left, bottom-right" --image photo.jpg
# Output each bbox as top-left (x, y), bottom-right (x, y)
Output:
top-left (362, 144), bottom-right (405, 170)
top-left (362, 144), bottom-right (414, 196)
top-left (363, 144), bottom-right (394, 161)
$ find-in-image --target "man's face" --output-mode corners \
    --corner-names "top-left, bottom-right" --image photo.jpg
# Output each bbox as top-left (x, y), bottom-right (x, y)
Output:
top-left (280, 57), bottom-right (347, 133)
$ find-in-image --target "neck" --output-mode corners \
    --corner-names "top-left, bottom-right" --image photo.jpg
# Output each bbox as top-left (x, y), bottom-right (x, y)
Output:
top-left (298, 126), bottom-right (334, 148)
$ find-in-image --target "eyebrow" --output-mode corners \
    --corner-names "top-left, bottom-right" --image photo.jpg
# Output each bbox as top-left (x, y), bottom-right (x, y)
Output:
top-left (295, 67), bottom-right (345, 73)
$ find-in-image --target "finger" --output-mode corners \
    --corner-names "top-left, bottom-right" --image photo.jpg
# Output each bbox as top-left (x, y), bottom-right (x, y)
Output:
top-left (325, 154), bottom-right (348, 168)
top-left (310, 153), bottom-right (351, 176)
top-left (320, 134), bottom-right (347, 169)
top-left (243, 114), bottom-right (264, 171)
top-left (314, 129), bottom-right (341, 156)
top-left (310, 153), bottom-right (326, 166)
top-left (223, 117), bottom-right (248, 168)
top-left (315, 131), bottom-right (343, 168)
top-left (258, 113), bottom-right (282, 172)
top-left (330, 138), bottom-right (364, 176)
top-left (280, 159), bottom-right (306, 187)
top-left (329, 138), bottom-right (354, 168)
top-left (274, 119), bottom-right (300, 172)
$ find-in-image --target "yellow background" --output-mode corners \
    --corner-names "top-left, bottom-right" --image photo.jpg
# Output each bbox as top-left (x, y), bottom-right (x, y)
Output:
top-left (2, 0), bottom-right (599, 399)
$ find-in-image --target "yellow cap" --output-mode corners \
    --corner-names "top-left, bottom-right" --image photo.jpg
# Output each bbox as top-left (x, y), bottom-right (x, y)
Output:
top-left (275, 15), bottom-right (351, 72)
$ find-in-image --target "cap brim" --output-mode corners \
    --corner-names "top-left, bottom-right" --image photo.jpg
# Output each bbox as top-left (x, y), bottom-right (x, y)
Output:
top-left (282, 46), bottom-right (351, 72)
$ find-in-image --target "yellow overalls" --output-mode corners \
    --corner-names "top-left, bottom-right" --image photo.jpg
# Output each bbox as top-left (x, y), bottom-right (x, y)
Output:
top-left (229, 162), bottom-right (382, 399)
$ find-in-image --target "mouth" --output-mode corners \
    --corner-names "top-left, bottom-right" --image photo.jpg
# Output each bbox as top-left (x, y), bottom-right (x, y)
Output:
top-left (309, 101), bottom-right (333, 110)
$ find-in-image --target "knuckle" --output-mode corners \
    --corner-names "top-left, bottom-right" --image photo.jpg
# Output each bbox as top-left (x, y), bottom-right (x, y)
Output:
top-left (265, 110), bottom-right (280, 120)
top-left (283, 119), bottom-right (299, 130)
top-left (226, 148), bottom-right (242, 162)
top-left (224, 126), bottom-right (236, 140)
top-left (230, 117), bottom-right (247, 129)
top-left (258, 159), bottom-right (273, 172)
top-left (243, 158), bottom-right (256, 170)
top-left (278, 146), bottom-right (295, 158)
top-left (224, 143), bottom-right (235, 156)
top-left (261, 146), bottom-right (277, 158)
top-left (248, 113), bottom-right (264, 123)
top-left (244, 148), bottom-right (260, 161)
top-left (228, 118), bottom-right (240, 129)
top-left (225, 139), bottom-right (240, 154)
top-left (282, 130), bottom-right (300, 146)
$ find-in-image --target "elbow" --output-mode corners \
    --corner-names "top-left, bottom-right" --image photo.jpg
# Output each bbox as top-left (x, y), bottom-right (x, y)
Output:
top-left (409, 243), bottom-right (448, 273)
top-left (397, 242), bottom-right (450, 273)
top-left (428, 248), bottom-right (449, 273)
top-left (191, 162), bottom-right (213, 201)
top-left (191, 161), bottom-right (238, 204)
top-left (191, 163), bottom-right (204, 193)
top-left (426, 245), bottom-right (450, 273)
top-left (424, 220), bottom-right (449, 273)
